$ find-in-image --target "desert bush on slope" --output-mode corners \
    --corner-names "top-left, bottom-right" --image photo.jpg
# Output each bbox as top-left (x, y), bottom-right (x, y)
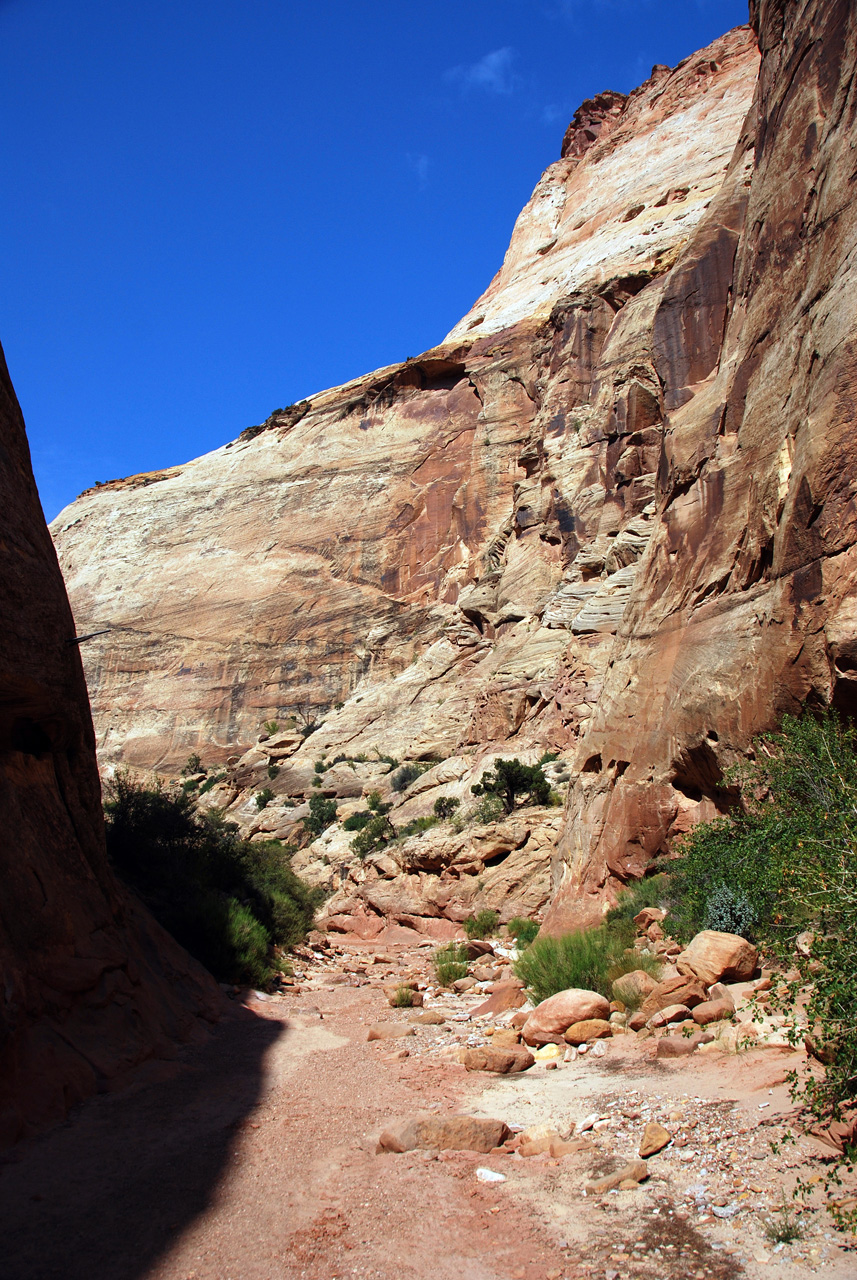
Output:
top-left (105, 773), bottom-right (322, 988)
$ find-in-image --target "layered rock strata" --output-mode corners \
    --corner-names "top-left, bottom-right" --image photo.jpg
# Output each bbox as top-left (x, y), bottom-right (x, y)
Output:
top-left (51, 15), bottom-right (855, 935)
top-left (0, 345), bottom-right (221, 1145)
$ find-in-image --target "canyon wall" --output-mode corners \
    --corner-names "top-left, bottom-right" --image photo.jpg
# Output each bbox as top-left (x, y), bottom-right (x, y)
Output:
top-left (0, 345), bottom-right (221, 1145)
top-left (50, 5), bottom-right (857, 936)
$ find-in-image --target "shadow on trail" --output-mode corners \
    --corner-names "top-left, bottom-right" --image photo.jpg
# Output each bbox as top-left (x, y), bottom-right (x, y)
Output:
top-left (0, 1005), bottom-right (285, 1280)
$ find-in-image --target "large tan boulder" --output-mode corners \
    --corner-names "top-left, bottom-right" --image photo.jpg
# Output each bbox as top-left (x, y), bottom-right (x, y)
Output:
top-left (611, 969), bottom-right (659, 1006)
top-left (676, 931), bottom-right (758, 985)
top-left (521, 989), bottom-right (610, 1046)
top-left (377, 1114), bottom-right (510, 1154)
top-left (460, 1045), bottom-right (534, 1074)
top-left (563, 1018), bottom-right (613, 1044)
top-left (640, 974), bottom-right (707, 1019)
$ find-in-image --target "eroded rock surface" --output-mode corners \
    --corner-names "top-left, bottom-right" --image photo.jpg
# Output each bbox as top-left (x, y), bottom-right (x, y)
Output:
top-left (50, 4), bottom-right (857, 933)
top-left (0, 345), bottom-right (221, 1146)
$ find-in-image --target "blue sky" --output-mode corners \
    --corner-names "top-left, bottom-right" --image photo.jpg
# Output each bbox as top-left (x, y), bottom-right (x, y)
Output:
top-left (0, 0), bottom-right (750, 521)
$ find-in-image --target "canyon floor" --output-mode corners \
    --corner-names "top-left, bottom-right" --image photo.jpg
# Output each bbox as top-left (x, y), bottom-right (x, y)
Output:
top-left (1, 943), bottom-right (854, 1280)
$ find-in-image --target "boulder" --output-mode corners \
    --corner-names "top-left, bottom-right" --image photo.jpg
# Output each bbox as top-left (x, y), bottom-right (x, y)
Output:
top-left (489, 1027), bottom-right (522, 1048)
top-left (640, 975), bottom-right (706, 1019)
top-left (563, 1018), bottom-right (613, 1044)
top-left (366, 1022), bottom-right (416, 1041)
top-left (611, 969), bottom-right (659, 1006)
top-left (692, 998), bottom-right (735, 1026)
top-left (469, 980), bottom-right (527, 1018)
top-left (655, 1032), bottom-right (710, 1058)
top-left (465, 940), bottom-right (495, 961)
top-left (521, 989), bottom-right (610, 1046)
top-left (377, 1114), bottom-right (510, 1154)
top-left (585, 1160), bottom-right (649, 1193)
top-left (461, 1046), bottom-right (534, 1074)
top-left (633, 907), bottom-right (665, 929)
top-left (675, 931), bottom-right (758, 985)
top-left (412, 1010), bottom-right (447, 1025)
top-left (639, 1122), bottom-right (672, 1157)
top-left (649, 1004), bottom-right (692, 1028)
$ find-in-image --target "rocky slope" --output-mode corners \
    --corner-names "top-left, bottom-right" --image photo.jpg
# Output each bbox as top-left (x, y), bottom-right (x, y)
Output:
top-left (50, 3), bottom-right (857, 936)
top-left (0, 344), bottom-right (222, 1146)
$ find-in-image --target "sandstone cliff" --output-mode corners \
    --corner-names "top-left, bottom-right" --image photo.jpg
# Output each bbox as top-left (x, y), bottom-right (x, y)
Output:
top-left (50, 7), bottom-right (857, 937)
top-left (0, 345), bottom-right (221, 1145)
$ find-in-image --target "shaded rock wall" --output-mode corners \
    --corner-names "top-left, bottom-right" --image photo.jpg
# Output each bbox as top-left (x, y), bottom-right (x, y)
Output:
top-left (0, 345), bottom-right (221, 1145)
top-left (546, 0), bottom-right (857, 928)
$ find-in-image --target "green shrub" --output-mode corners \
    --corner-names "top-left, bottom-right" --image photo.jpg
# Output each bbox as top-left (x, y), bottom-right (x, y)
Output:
top-left (507, 916), bottom-right (540, 947)
top-left (302, 792), bottom-right (338, 837)
top-left (263, 720), bottom-right (279, 736)
top-left (469, 793), bottom-right (505, 825)
top-left (181, 753), bottom-right (203, 777)
top-left (464, 909), bottom-right (499, 939)
top-left (391, 762), bottom-right (427, 792)
top-left (391, 984), bottom-right (417, 1008)
top-left (350, 812), bottom-right (396, 860)
top-left (433, 941), bottom-right (469, 987)
top-left (267, 763), bottom-right (280, 780)
top-left (537, 750), bottom-right (560, 766)
top-left (342, 809), bottom-right (372, 831)
top-left (513, 926), bottom-right (658, 1003)
top-left (366, 790), bottom-right (392, 814)
top-left (255, 788), bottom-right (274, 810)
top-left (471, 758), bottom-right (550, 813)
top-left (433, 795), bottom-right (460, 820)
top-left (104, 774), bottom-right (321, 987)
top-left (670, 711), bottom-right (857, 1209)
top-left (314, 760), bottom-right (326, 774)
top-left (198, 771), bottom-right (227, 795)
top-left (181, 776), bottom-right (201, 793)
top-left (704, 882), bottom-right (756, 937)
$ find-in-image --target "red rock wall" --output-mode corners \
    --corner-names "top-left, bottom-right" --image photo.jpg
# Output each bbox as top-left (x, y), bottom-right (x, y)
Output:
top-left (0, 344), bottom-right (221, 1146)
top-left (546, 0), bottom-right (857, 928)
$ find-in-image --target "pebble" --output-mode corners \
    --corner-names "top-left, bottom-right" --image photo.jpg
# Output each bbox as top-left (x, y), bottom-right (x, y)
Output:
top-left (475, 1167), bottom-right (506, 1183)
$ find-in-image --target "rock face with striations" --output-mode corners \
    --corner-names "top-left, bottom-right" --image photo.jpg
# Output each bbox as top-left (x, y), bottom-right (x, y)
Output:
top-left (49, 6), bottom-right (857, 935)
top-left (0, 345), bottom-right (221, 1146)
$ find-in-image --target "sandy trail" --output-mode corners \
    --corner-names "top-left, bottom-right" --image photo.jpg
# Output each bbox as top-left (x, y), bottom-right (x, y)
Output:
top-left (1, 949), bottom-right (854, 1280)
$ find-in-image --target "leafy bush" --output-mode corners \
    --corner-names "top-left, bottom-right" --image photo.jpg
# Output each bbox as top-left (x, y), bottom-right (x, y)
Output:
top-left (391, 762), bottom-right (427, 792)
top-left (350, 812), bottom-right (396, 860)
top-left (302, 792), bottom-right (338, 837)
top-left (469, 793), bottom-right (506, 825)
top-left (433, 941), bottom-right (469, 987)
top-left (198, 771), bottom-right (227, 796)
top-left (538, 750), bottom-right (560, 765)
top-left (267, 763), bottom-right (280, 780)
top-left (471, 758), bottom-right (550, 813)
top-left (314, 760), bottom-right (326, 773)
top-left (263, 720), bottom-right (279, 736)
top-left (255, 788), bottom-right (274, 810)
top-left (342, 809), bottom-right (373, 831)
top-left (513, 926), bottom-right (659, 1004)
top-left (182, 753), bottom-right (203, 776)
top-left (507, 916), bottom-right (540, 947)
top-left (433, 795), bottom-right (460, 820)
top-left (704, 883), bottom-right (756, 937)
top-left (391, 985), bottom-right (417, 1008)
top-left (104, 774), bottom-right (321, 988)
top-left (464, 909), bottom-right (499, 939)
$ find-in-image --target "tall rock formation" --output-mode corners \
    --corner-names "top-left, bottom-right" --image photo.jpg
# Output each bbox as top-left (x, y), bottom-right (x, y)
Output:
top-left (0, 345), bottom-right (221, 1145)
top-left (49, 6), bottom-right (857, 934)
top-left (547, 0), bottom-right (857, 926)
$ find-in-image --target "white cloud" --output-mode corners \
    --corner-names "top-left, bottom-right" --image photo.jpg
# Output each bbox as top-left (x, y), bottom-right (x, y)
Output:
top-left (445, 47), bottom-right (517, 95)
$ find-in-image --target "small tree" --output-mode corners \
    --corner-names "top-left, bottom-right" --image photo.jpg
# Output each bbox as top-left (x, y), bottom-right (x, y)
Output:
top-left (471, 758), bottom-right (550, 813)
top-left (302, 792), bottom-right (338, 837)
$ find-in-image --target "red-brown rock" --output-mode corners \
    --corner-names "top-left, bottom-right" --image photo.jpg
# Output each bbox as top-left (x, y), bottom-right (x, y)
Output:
top-left (461, 1046), bottom-right (534, 1074)
top-left (676, 931), bottom-right (758, 985)
top-left (522, 989), bottom-right (611, 1046)
top-left (377, 1114), bottom-right (510, 1154)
